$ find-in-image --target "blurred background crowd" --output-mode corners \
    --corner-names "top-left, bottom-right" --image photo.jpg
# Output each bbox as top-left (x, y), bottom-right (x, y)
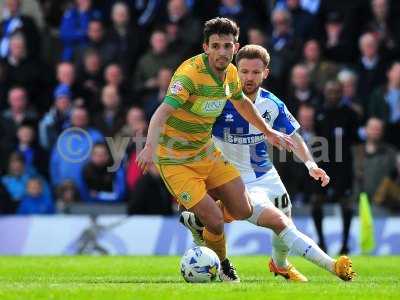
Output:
top-left (0, 0), bottom-right (399, 219)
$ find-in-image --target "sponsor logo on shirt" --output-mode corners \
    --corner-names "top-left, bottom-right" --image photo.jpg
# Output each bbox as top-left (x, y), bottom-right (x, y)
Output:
top-left (203, 100), bottom-right (225, 112)
top-left (223, 133), bottom-right (265, 145)
top-left (190, 99), bottom-right (226, 117)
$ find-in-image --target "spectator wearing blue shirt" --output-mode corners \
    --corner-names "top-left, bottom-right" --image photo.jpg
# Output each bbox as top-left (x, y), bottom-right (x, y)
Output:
top-left (81, 143), bottom-right (125, 203)
top-left (17, 177), bottom-right (55, 215)
top-left (275, 0), bottom-right (321, 15)
top-left (1, 152), bottom-right (36, 211)
top-left (49, 106), bottom-right (104, 197)
top-left (59, 0), bottom-right (102, 61)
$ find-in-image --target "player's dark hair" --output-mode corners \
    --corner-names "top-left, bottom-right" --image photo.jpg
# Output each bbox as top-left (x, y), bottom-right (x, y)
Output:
top-left (203, 17), bottom-right (239, 44)
top-left (235, 44), bottom-right (270, 67)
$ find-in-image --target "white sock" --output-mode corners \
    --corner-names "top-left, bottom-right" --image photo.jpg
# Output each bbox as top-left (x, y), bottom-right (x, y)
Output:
top-left (271, 233), bottom-right (289, 268)
top-left (279, 226), bottom-right (335, 273)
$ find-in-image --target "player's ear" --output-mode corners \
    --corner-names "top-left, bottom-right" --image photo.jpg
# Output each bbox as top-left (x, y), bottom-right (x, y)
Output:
top-left (203, 43), bottom-right (208, 54)
top-left (264, 68), bottom-right (270, 79)
top-left (234, 43), bottom-right (240, 54)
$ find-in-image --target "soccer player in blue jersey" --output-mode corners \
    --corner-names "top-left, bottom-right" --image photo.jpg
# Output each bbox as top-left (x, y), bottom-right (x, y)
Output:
top-left (181, 44), bottom-right (355, 281)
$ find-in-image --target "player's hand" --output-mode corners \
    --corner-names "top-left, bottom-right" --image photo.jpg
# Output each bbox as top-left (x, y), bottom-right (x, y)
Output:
top-left (136, 145), bottom-right (154, 174)
top-left (309, 167), bottom-right (330, 187)
top-left (265, 129), bottom-right (295, 152)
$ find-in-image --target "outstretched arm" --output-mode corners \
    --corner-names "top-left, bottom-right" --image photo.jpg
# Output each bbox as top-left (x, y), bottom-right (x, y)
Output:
top-left (230, 96), bottom-right (295, 152)
top-left (292, 132), bottom-right (330, 187)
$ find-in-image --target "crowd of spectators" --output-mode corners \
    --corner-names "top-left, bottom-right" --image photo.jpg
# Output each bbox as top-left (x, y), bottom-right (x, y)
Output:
top-left (0, 0), bottom-right (399, 216)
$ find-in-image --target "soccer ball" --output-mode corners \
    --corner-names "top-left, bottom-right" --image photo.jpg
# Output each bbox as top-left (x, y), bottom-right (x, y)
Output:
top-left (180, 246), bottom-right (221, 283)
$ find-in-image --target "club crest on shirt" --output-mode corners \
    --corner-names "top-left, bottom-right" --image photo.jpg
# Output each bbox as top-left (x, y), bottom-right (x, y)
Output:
top-left (262, 110), bottom-right (271, 121)
top-left (170, 81), bottom-right (183, 95)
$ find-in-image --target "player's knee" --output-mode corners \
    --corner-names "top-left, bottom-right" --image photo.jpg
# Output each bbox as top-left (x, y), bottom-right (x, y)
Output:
top-left (274, 215), bottom-right (290, 234)
top-left (242, 203), bottom-right (253, 219)
top-left (267, 211), bottom-right (291, 235)
top-left (231, 202), bottom-right (252, 220)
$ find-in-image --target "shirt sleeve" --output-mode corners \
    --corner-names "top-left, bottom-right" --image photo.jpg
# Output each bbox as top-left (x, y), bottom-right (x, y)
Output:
top-left (164, 66), bottom-right (196, 109)
top-left (273, 103), bottom-right (300, 135)
top-left (230, 66), bottom-right (245, 101)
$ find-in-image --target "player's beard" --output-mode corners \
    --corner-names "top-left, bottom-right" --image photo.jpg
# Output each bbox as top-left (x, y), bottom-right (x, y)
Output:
top-left (243, 81), bottom-right (259, 96)
top-left (215, 57), bottom-right (230, 71)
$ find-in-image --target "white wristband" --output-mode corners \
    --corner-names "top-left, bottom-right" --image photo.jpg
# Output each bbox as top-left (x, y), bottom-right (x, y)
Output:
top-left (305, 160), bottom-right (318, 171)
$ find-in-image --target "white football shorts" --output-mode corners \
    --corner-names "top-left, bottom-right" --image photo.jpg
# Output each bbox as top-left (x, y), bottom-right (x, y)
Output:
top-left (245, 167), bottom-right (292, 225)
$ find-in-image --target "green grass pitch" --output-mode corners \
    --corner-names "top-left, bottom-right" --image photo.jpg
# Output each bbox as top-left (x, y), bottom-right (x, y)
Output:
top-left (0, 256), bottom-right (399, 300)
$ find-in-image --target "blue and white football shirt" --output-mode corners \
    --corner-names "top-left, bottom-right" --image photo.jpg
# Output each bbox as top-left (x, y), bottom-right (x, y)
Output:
top-left (213, 88), bottom-right (300, 183)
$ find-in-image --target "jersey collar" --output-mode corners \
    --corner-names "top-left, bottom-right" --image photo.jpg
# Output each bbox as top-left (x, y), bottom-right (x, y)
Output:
top-left (254, 88), bottom-right (263, 105)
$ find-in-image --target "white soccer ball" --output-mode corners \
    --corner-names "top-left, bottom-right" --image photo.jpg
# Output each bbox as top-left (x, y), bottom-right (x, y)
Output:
top-left (180, 246), bottom-right (221, 283)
